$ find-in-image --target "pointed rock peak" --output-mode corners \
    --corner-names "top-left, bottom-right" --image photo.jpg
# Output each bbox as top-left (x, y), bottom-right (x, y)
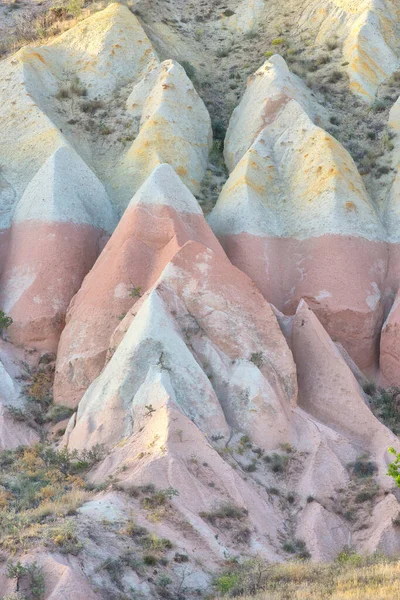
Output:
top-left (225, 54), bottom-right (324, 171)
top-left (49, 3), bottom-right (159, 97)
top-left (291, 299), bottom-right (397, 464)
top-left (211, 110), bottom-right (385, 242)
top-left (69, 286), bottom-right (229, 450)
top-left (12, 146), bottom-right (116, 232)
top-left (157, 59), bottom-right (198, 89)
top-left (126, 59), bottom-right (204, 119)
top-left (127, 163), bottom-right (203, 215)
top-left (137, 58), bottom-right (212, 142)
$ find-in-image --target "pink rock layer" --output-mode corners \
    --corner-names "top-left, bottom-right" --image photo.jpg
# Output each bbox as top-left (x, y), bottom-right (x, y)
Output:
top-left (377, 244), bottom-right (400, 386)
top-left (0, 221), bottom-right (109, 353)
top-left (218, 232), bottom-right (388, 369)
top-left (54, 205), bottom-right (224, 408)
top-left (0, 228), bottom-right (9, 276)
top-left (380, 290), bottom-right (400, 387)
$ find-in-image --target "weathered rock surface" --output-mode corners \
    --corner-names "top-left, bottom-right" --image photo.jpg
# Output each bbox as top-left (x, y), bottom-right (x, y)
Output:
top-left (66, 240), bottom-right (296, 449)
top-left (113, 59), bottom-right (212, 209)
top-left (0, 146), bottom-right (115, 353)
top-left (0, 2), bottom-right (399, 596)
top-left (290, 301), bottom-right (397, 484)
top-left (0, 347), bottom-right (39, 450)
top-left (209, 56), bottom-right (387, 368)
top-left (0, 553), bottom-right (99, 600)
top-left (300, 0), bottom-right (400, 101)
top-left (54, 164), bottom-right (222, 408)
top-left (218, 0), bottom-right (400, 101)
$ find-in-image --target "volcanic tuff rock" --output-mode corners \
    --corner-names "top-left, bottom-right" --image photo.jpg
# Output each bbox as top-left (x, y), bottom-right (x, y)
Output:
top-left (209, 55), bottom-right (389, 369)
top-left (54, 164), bottom-right (222, 408)
top-left (226, 0), bottom-right (400, 100)
top-left (115, 59), bottom-right (212, 207)
top-left (1, 1), bottom-right (400, 598)
top-left (0, 146), bottom-right (115, 353)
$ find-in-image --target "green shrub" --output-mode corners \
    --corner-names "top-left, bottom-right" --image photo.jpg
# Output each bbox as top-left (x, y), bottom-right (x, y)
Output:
top-left (200, 502), bottom-right (246, 525)
top-left (143, 554), bottom-right (158, 566)
top-left (142, 486), bottom-right (179, 509)
top-left (215, 573), bottom-right (240, 593)
top-left (66, 0), bottom-right (83, 18)
top-left (264, 452), bottom-right (289, 473)
top-left (180, 60), bottom-right (196, 81)
top-left (6, 561), bottom-right (45, 600)
top-left (351, 457), bottom-right (376, 478)
top-left (0, 311), bottom-right (12, 333)
top-left (368, 388), bottom-right (400, 435)
top-left (387, 447), bottom-right (400, 487)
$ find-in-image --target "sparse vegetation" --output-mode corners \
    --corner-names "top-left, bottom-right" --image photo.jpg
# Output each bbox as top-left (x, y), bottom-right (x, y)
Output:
top-left (250, 352), bottom-right (263, 368)
top-left (263, 452), bottom-right (289, 474)
top-left (387, 447), bottom-right (400, 487)
top-left (0, 443), bottom-right (104, 551)
top-left (200, 502), bottom-right (247, 526)
top-left (6, 561), bottom-right (45, 600)
top-left (129, 285), bottom-right (142, 298)
top-left (180, 60), bottom-right (196, 81)
top-left (364, 386), bottom-right (400, 435)
top-left (0, 311), bottom-right (12, 335)
top-left (212, 555), bottom-right (400, 599)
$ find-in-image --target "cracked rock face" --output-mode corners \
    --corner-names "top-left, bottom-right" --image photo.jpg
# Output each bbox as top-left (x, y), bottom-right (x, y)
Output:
top-left (1, 2), bottom-right (400, 598)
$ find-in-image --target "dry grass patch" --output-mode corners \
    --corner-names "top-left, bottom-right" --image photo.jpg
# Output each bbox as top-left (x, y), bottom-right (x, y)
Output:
top-left (212, 556), bottom-right (400, 599)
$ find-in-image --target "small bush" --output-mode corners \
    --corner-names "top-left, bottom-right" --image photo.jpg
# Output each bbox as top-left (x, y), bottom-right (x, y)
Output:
top-left (392, 511), bottom-right (400, 526)
top-left (250, 352), bottom-right (263, 368)
top-left (124, 520), bottom-right (148, 538)
top-left (180, 60), bottom-right (196, 81)
top-left (216, 47), bottom-right (230, 58)
top-left (142, 486), bottom-right (179, 509)
top-left (355, 489), bottom-right (378, 503)
top-left (326, 40), bottom-right (339, 51)
top-left (328, 70), bottom-right (344, 83)
top-left (6, 561), bottom-right (45, 600)
top-left (200, 502), bottom-right (246, 525)
top-left (47, 520), bottom-right (82, 555)
top-left (174, 552), bottom-right (189, 563)
top-left (264, 452), bottom-right (289, 474)
top-left (282, 538), bottom-right (310, 558)
top-left (80, 99), bottom-right (104, 114)
top-left (55, 87), bottom-right (71, 100)
top-left (233, 527), bottom-right (252, 544)
top-left (0, 310), bottom-right (12, 333)
top-left (271, 38), bottom-right (285, 46)
top-left (66, 0), bottom-right (83, 19)
top-left (351, 458), bottom-right (376, 478)
top-left (43, 404), bottom-right (73, 424)
top-left (371, 99), bottom-right (388, 113)
top-left (143, 554), bottom-right (158, 566)
top-left (368, 388), bottom-right (400, 435)
top-left (215, 573), bottom-right (240, 593)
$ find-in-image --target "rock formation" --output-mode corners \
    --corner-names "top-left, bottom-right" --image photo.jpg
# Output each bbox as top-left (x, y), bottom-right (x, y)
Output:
top-left (54, 164), bottom-right (222, 408)
top-left (0, 146), bottom-right (115, 352)
top-left (209, 55), bottom-right (387, 369)
top-left (0, 2), bottom-right (399, 598)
